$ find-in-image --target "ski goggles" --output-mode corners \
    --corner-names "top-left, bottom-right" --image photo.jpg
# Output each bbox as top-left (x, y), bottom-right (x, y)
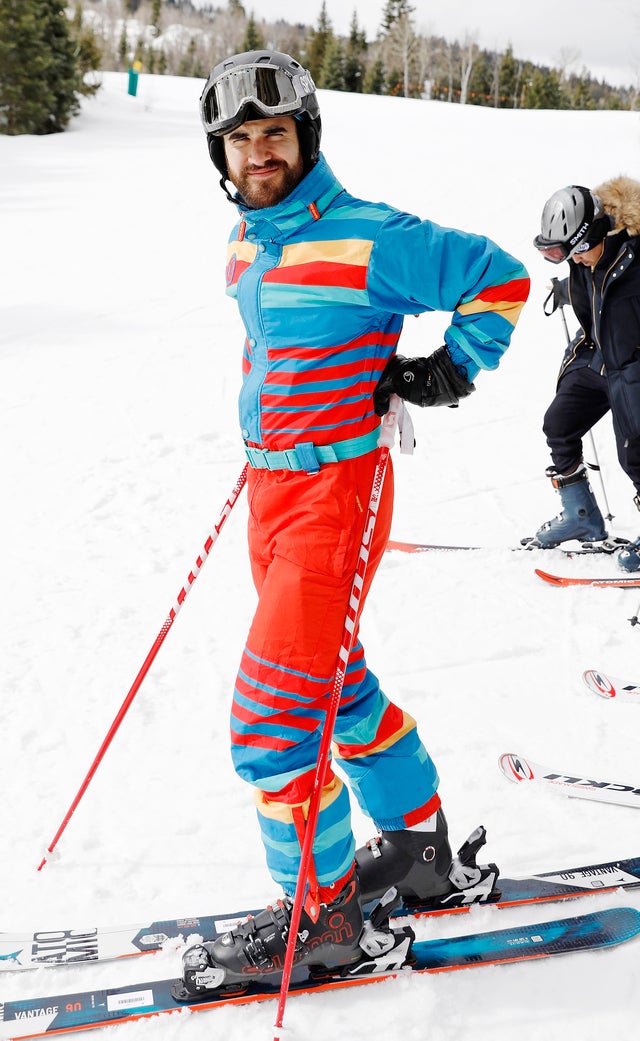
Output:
top-left (533, 236), bottom-right (574, 264)
top-left (200, 64), bottom-right (313, 136)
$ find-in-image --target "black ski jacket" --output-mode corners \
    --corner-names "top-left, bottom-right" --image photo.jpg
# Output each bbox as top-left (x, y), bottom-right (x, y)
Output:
top-left (557, 176), bottom-right (640, 440)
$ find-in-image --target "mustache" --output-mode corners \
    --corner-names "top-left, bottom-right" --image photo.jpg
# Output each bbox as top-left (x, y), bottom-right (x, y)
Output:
top-left (244, 159), bottom-right (286, 173)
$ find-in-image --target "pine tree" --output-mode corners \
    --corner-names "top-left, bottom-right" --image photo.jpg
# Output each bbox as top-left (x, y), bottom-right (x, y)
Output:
top-left (118, 22), bottom-right (129, 70)
top-left (344, 10), bottom-right (367, 93)
top-left (303, 2), bottom-right (332, 82)
top-left (363, 56), bottom-right (386, 95)
top-left (570, 73), bottom-right (594, 110)
top-left (150, 0), bottom-right (162, 37)
top-left (70, 3), bottom-right (102, 97)
top-left (467, 51), bottom-right (492, 106)
top-left (525, 67), bottom-right (565, 109)
top-left (0, 0), bottom-right (94, 134)
top-left (243, 13), bottom-right (264, 51)
top-left (499, 46), bottom-right (521, 108)
top-left (380, 0), bottom-right (415, 35)
top-left (320, 35), bottom-right (345, 90)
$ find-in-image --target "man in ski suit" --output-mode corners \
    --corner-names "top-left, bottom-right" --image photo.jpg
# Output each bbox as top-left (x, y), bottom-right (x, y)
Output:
top-left (184, 50), bottom-right (530, 987)
top-left (530, 178), bottom-right (640, 570)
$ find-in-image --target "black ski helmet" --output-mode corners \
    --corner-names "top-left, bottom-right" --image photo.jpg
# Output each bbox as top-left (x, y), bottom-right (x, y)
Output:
top-left (533, 185), bottom-right (609, 263)
top-left (200, 50), bottom-right (322, 194)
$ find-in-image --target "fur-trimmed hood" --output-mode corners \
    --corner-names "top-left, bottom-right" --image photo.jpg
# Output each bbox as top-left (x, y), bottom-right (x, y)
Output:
top-left (595, 176), bottom-right (640, 237)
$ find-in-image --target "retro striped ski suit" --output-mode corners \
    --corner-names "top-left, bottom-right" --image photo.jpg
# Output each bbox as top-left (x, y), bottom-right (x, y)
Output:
top-left (224, 153), bottom-right (529, 898)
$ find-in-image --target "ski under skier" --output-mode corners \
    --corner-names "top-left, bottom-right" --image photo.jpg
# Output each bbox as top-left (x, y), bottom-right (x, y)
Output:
top-left (530, 178), bottom-right (640, 569)
top-left (181, 49), bottom-right (530, 991)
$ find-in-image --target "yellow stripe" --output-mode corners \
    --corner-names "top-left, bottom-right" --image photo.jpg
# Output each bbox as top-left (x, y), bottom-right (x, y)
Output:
top-left (278, 239), bottom-right (373, 268)
top-left (456, 298), bottom-right (527, 325)
top-left (333, 711), bottom-right (417, 761)
top-left (228, 240), bottom-right (258, 264)
top-left (255, 775), bottom-right (344, 822)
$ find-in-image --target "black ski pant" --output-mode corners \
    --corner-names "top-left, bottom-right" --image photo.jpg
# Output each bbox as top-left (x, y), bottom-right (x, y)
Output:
top-left (542, 365), bottom-right (640, 494)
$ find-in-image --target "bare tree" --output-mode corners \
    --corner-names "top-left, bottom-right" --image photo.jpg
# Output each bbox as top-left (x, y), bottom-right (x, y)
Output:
top-left (459, 32), bottom-right (479, 104)
top-left (555, 46), bottom-right (581, 83)
top-left (413, 26), bottom-right (435, 98)
top-left (383, 12), bottom-right (419, 96)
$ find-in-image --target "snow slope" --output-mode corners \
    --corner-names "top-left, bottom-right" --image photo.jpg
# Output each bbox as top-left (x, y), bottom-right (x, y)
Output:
top-left (2, 72), bottom-right (640, 1040)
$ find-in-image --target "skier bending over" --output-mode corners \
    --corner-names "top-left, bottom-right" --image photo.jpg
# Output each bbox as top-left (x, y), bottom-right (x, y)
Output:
top-left (530, 179), bottom-right (640, 570)
top-left (182, 49), bottom-right (530, 988)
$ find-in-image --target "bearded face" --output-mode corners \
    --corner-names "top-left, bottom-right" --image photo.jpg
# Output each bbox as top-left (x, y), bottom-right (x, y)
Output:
top-left (223, 116), bottom-right (304, 209)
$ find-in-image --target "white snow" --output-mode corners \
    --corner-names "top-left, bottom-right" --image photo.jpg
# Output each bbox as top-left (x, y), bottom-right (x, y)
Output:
top-left (2, 72), bottom-right (640, 1041)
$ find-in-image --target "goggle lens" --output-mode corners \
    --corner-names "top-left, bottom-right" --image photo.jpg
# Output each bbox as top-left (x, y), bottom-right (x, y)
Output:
top-left (538, 243), bottom-right (569, 263)
top-left (202, 65), bottom-right (303, 134)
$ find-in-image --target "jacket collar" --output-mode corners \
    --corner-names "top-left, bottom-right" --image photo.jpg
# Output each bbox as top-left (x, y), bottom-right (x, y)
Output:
top-left (234, 154), bottom-right (344, 241)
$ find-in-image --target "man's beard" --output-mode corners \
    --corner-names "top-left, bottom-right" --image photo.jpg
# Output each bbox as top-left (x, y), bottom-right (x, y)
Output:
top-left (232, 158), bottom-right (304, 209)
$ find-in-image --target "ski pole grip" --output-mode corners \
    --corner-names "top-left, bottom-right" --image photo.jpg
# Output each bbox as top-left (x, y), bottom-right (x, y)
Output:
top-left (377, 393), bottom-right (402, 448)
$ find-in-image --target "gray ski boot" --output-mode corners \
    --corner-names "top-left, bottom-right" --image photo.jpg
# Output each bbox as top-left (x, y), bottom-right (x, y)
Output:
top-left (531, 465), bottom-right (607, 548)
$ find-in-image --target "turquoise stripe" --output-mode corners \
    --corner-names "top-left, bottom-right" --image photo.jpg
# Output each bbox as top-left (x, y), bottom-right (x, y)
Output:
top-left (268, 343), bottom-right (376, 364)
top-left (333, 693), bottom-right (390, 748)
top-left (231, 712), bottom-right (324, 747)
top-left (258, 414), bottom-right (370, 437)
top-left (242, 647), bottom-right (333, 685)
top-left (256, 782), bottom-right (355, 891)
top-left (261, 285), bottom-right (370, 308)
top-left (235, 667), bottom-right (324, 705)
top-left (259, 815), bottom-right (350, 860)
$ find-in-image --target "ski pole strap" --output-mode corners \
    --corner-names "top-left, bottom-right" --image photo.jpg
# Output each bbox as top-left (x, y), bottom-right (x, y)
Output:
top-left (244, 428), bottom-right (381, 474)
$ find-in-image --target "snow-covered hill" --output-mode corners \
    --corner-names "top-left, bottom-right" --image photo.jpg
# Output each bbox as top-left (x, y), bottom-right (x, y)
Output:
top-left (2, 72), bottom-right (640, 1041)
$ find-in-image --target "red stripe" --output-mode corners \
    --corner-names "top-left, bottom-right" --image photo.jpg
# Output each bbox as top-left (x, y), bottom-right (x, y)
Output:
top-left (260, 410), bottom-right (379, 439)
top-left (403, 793), bottom-right (442, 828)
top-left (235, 671), bottom-right (324, 709)
top-left (263, 261), bottom-right (368, 289)
top-left (474, 277), bottom-right (530, 304)
top-left (334, 703), bottom-right (407, 760)
top-left (270, 332), bottom-right (399, 361)
top-left (229, 259), bottom-right (251, 285)
top-left (231, 728), bottom-right (297, 752)
top-left (265, 360), bottom-right (382, 388)
top-left (232, 700), bottom-right (321, 736)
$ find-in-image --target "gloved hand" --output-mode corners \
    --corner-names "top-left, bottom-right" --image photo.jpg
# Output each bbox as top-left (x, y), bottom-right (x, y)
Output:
top-left (373, 346), bottom-right (475, 416)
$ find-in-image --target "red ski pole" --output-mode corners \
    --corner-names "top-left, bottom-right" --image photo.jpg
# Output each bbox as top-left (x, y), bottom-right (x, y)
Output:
top-left (37, 464), bottom-right (248, 871)
top-left (272, 400), bottom-right (401, 1040)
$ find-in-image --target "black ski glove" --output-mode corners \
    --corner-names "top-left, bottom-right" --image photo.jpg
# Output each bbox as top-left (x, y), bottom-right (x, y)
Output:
top-left (373, 346), bottom-right (475, 416)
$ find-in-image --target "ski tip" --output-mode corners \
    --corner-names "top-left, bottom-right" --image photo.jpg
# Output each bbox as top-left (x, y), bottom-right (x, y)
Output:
top-left (583, 670), bottom-right (640, 702)
top-left (498, 753), bottom-right (535, 783)
top-left (534, 568), bottom-right (565, 585)
top-left (582, 670), bottom-right (617, 699)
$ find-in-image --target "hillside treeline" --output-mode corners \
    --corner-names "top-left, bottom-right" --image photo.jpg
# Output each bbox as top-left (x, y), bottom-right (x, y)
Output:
top-left (87, 0), bottom-right (638, 110)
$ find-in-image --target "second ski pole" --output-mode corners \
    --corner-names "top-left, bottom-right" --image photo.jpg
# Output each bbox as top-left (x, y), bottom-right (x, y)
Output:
top-left (37, 464), bottom-right (248, 871)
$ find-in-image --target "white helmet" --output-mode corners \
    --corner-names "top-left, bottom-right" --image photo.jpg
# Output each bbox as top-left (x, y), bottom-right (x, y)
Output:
top-left (534, 185), bottom-right (607, 263)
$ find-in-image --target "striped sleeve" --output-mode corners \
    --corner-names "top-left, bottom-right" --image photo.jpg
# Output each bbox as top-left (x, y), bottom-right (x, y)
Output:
top-left (367, 211), bottom-right (530, 379)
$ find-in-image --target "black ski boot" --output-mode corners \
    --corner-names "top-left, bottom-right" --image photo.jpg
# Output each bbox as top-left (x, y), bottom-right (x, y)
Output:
top-left (173, 878), bottom-right (415, 999)
top-left (174, 875), bottom-right (359, 997)
top-left (355, 810), bottom-right (500, 910)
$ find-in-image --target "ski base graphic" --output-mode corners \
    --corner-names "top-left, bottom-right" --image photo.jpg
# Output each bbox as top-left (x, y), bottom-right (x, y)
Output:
top-left (583, 670), bottom-right (640, 703)
top-left (499, 752), bottom-right (640, 808)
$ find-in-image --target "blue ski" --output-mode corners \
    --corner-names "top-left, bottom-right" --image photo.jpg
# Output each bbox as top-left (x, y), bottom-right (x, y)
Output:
top-left (1, 908), bottom-right (638, 1039)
